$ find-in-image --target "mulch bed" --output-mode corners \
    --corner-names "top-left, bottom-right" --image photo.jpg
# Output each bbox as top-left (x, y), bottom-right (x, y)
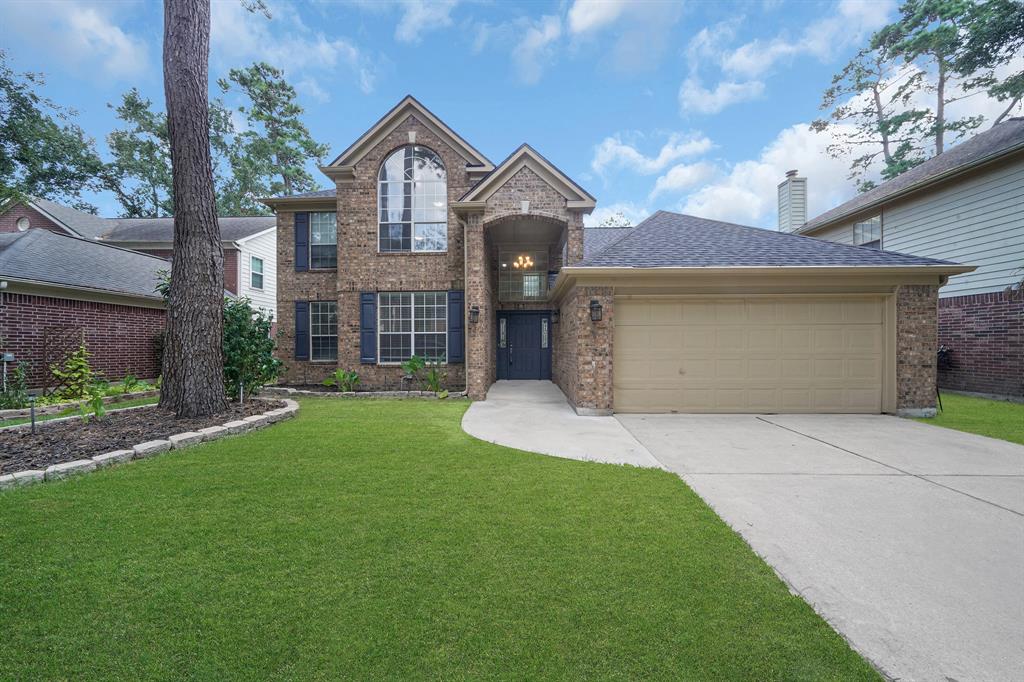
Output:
top-left (0, 400), bottom-right (284, 475)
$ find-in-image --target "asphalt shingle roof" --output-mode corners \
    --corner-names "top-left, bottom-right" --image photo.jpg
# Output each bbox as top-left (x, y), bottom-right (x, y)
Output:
top-left (102, 216), bottom-right (276, 243)
top-left (583, 227), bottom-right (633, 259)
top-left (0, 230), bottom-right (167, 299)
top-left (802, 117), bottom-right (1024, 232)
top-left (32, 197), bottom-right (112, 240)
top-left (580, 210), bottom-right (958, 268)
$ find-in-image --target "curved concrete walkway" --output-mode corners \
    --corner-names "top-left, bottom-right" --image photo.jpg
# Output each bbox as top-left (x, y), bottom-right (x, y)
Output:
top-left (462, 381), bottom-right (662, 468)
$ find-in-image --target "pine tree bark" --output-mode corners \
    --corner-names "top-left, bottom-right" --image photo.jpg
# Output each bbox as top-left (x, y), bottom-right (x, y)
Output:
top-left (160, 0), bottom-right (226, 417)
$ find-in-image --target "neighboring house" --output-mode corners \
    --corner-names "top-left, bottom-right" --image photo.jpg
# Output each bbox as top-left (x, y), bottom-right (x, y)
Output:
top-left (265, 96), bottom-right (969, 417)
top-left (0, 198), bottom-right (278, 316)
top-left (787, 118), bottom-right (1024, 398)
top-left (0, 229), bottom-right (166, 388)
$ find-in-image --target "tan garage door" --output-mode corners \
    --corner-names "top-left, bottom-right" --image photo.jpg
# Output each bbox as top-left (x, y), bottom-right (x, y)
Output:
top-left (614, 296), bottom-right (886, 413)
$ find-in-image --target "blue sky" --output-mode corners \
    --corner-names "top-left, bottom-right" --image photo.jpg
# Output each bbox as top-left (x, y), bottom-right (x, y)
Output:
top-left (1, 0), bottom-right (1015, 227)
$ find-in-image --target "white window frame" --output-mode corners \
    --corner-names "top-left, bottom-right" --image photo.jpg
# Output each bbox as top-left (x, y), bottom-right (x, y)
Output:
top-left (854, 214), bottom-right (882, 249)
top-left (250, 256), bottom-right (264, 289)
top-left (377, 145), bottom-right (448, 254)
top-left (309, 301), bottom-right (338, 362)
top-left (310, 211), bottom-right (338, 269)
top-left (376, 292), bottom-right (448, 365)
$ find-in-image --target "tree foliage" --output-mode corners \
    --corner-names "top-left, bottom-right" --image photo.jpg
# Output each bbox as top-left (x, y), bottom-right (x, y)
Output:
top-left (219, 62), bottom-right (329, 199)
top-left (597, 211), bottom-right (633, 227)
top-left (815, 0), bottom-right (1023, 192)
top-left (0, 50), bottom-right (105, 212)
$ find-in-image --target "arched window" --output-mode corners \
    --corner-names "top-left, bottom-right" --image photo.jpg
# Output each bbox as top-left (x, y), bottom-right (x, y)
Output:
top-left (378, 145), bottom-right (447, 252)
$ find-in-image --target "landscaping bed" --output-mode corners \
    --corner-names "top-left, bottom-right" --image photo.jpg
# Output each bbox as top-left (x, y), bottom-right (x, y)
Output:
top-left (264, 385), bottom-right (467, 398)
top-left (0, 399), bottom-right (284, 473)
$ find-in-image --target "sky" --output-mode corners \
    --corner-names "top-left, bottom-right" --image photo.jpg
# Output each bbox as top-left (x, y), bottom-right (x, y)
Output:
top-left (1, 0), bottom-right (1019, 228)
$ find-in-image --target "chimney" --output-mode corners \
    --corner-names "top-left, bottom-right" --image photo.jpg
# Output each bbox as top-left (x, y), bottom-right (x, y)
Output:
top-left (777, 169), bottom-right (807, 232)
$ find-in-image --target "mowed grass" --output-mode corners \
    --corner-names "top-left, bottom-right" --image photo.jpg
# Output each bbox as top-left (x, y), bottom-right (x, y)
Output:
top-left (0, 395), bottom-right (160, 428)
top-left (0, 398), bottom-right (878, 680)
top-left (918, 392), bottom-right (1024, 445)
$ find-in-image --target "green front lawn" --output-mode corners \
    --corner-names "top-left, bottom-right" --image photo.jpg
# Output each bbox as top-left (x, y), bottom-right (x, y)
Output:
top-left (0, 395), bottom-right (160, 428)
top-left (918, 392), bottom-right (1024, 445)
top-left (0, 398), bottom-right (877, 680)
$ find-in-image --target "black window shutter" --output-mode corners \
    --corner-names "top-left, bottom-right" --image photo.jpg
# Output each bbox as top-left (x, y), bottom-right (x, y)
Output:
top-left (294, 212), bottom-right (309, 272)
top-left (294, 301), bottom-right (309, 360)
top-left (359, 292), bottom-right (376, 364)
top-left (447, 290), bottom-right (464, 363)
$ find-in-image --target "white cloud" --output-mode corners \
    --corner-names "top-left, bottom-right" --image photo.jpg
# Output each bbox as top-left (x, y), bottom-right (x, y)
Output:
top-left (296, 77), bottom-right (330, 103)
top-left (650, 162), bottom-right (718, 198)
top-left (584, 202), bottom-right (651, 228)
top-left (680, 123), bottom-right (861, 227)
top-left (210, 1), bottom-right (375, 94)
top-left (723, 0), bottom-right (896, 79)
top-left (395, 0), bottom-right (458, 44)
top-left (678, 78), bottom-right (765, 115)
top-left (567, 0), bottom-right (629, 34)
top-left (511, 15), bottom-right (562, 85)
top-left (0, 1), bottom-right (148, 80)
top-left (592, 133), bottom-right (714, 175)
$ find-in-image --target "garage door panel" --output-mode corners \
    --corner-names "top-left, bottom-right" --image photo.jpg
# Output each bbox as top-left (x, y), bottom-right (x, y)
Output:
top-left (614, 297), bottom-right (885, 414)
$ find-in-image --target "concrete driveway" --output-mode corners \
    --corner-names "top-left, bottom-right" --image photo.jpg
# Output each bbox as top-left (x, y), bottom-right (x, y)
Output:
top-left (617, 413), bottom-right (1024, 682)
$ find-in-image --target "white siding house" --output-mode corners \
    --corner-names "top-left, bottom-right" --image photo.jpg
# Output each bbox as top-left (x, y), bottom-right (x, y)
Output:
top-left (237, 227), bottom-right (277, 316)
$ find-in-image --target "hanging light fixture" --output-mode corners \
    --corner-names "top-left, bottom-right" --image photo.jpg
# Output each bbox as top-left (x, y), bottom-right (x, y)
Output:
top-left (511, 254), bottom-right (534, 269)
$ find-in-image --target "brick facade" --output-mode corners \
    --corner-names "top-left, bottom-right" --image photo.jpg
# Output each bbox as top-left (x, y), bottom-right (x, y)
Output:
top-left (896, 284), bottom-right (940, 415)
top-left (0, 203), bottom-right (65, 235)
top-left (937, 290), bottom-right (1023, 398)
top-left (552, 285), bottom-right (614, 414)
top-left (0, 292), bottom-right (164, 388)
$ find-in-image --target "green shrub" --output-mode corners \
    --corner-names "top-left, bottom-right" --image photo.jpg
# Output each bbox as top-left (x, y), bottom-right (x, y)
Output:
top-left (424, 361), bottom-right (446, 394)
top-left (323, 369), bottom-right (360, 392)
top-left (121, 374), bottom-right (141, 394)
top-left (0, 362), bottom-right (29, 409)
top-left (223, 297), bottom-right (282, 401)
top-left (50, 344), bottom-right (99, 401)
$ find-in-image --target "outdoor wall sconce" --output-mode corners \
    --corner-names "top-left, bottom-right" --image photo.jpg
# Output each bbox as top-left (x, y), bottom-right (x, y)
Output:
top-left (469, 305), bottom-right (480, 324)
top-left (589, 299), bottom-right (603, 322)
top-left (551, 309), bottom-right (560, 324)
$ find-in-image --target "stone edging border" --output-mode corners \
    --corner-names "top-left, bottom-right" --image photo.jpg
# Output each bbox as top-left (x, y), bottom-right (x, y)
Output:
top-left (0, 399), bottom-right (298, 492)
top-left (0, 390), bottom-right (161, 421)
top-left (262, 387), bottom-right (468, 400)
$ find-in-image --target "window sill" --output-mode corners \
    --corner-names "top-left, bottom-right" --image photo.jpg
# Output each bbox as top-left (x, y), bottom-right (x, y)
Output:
top-left (376, 251), bottom-right (448, 257)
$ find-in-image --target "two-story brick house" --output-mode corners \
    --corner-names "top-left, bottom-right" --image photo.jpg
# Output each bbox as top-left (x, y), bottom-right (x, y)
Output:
top-left (266, 97), bottom-right (972, 417)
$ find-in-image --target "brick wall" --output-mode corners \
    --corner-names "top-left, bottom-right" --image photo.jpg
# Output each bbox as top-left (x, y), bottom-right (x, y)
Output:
top-left (552, 285), bottom-right (613, 414)
top-left (277, 114), bottom-right (470, 390)
top-left (896, 284), bottom-right (939, 414)
top-left (0, 293), bottom-right (165, 388)
top-left (937, 289), bottom-right (1023, 398)
top-left (0, 203), bottom-right (65, 234)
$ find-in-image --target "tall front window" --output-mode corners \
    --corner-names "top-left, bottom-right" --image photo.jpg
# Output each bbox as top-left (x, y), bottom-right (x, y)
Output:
top-left (378, 145), bottom-right (447, 253)
top-left (854, 215), bottom-right (881, 249)
top-left (378, 292), bottom-right (447, 363)
top-left (310, 211), bottom-right (337, 268)
top-left (310, 301), bottom-right (338, 361)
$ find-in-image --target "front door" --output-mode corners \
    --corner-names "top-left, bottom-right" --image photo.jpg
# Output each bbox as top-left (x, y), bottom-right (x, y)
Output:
top-left (496, 311), bottom-right (552, 380)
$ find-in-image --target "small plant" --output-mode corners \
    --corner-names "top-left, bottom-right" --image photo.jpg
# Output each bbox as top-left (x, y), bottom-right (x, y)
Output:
top-left (424, 360), bottom-right (446, 395)
top-left (323, 369), bottom-right (360, 392)
top-left (154, 375), bottom-right (162, 390)
top-left (121, 374), bottom-right (141, 394)
top-left (78, 388), bottom-right (107, 423)
top-left (400, 355), bottom-right (426, 389)
top-left (50, 343), bottom-right (98, 401)
top-left (0, 362), bottom-right (29, 409)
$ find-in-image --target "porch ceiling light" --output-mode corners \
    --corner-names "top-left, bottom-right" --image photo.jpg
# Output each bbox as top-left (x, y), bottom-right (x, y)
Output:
top-left (511, 254), bottom-right (534, 269)
top-left (469, 305), bottom-right (480, 323)
top-left (589, 299), bottom-right (603, 322)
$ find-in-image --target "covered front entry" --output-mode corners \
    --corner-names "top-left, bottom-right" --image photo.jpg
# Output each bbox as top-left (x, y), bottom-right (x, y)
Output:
top-left (496, 311), bottom-right (552, 380)
top-left (613, 295), bottom-right (889, 413)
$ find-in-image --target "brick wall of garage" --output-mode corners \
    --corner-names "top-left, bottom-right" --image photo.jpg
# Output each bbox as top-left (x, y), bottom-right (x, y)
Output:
top-left (0, 292), bottom-right (165, 389)
top-left (937, 290), bottom-right (1023, 398)
top-left (896, 284), bottom-right (940, 412)
top-left (553, 285), bottom-right (613, 414)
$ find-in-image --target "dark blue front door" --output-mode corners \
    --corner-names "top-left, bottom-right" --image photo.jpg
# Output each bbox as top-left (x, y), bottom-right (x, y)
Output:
top-left (496, 312), bottom-right (552, 380)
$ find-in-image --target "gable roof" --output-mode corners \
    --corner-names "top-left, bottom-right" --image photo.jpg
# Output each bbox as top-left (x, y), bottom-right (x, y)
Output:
top-left (324, 95), bottom-right (494, 175)
top-left (0, 229), bottom-right (167, 301)
top-left (583, 226), bottom-right (633, 260)
top-left (28, 197), bottom-right (112, 240)
top-left (456, 144), bottom-right (596, 208)
top-left (581, 210), bottom-right (963, 268)
top-left (801, 117), bottom-right (1024, 233)
top-left (102, 216), bottom-right (276, 243)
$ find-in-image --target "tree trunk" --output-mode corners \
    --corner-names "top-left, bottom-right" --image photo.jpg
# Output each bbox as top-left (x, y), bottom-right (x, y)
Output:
top-left (935, 57), bottom-right (946, 156)
top-left (160, 0), bottom-right (226, 418)
top-left (872, 80), bottom-right (893, 164)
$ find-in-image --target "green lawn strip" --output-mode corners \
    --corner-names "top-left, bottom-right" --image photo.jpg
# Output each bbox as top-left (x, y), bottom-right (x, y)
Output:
top-left (916, 392), bottom-right (1024, 445)
top-left (0, 398), bottom-right (878, 680)
top-left (0, 395), bottom-right (160, 429)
